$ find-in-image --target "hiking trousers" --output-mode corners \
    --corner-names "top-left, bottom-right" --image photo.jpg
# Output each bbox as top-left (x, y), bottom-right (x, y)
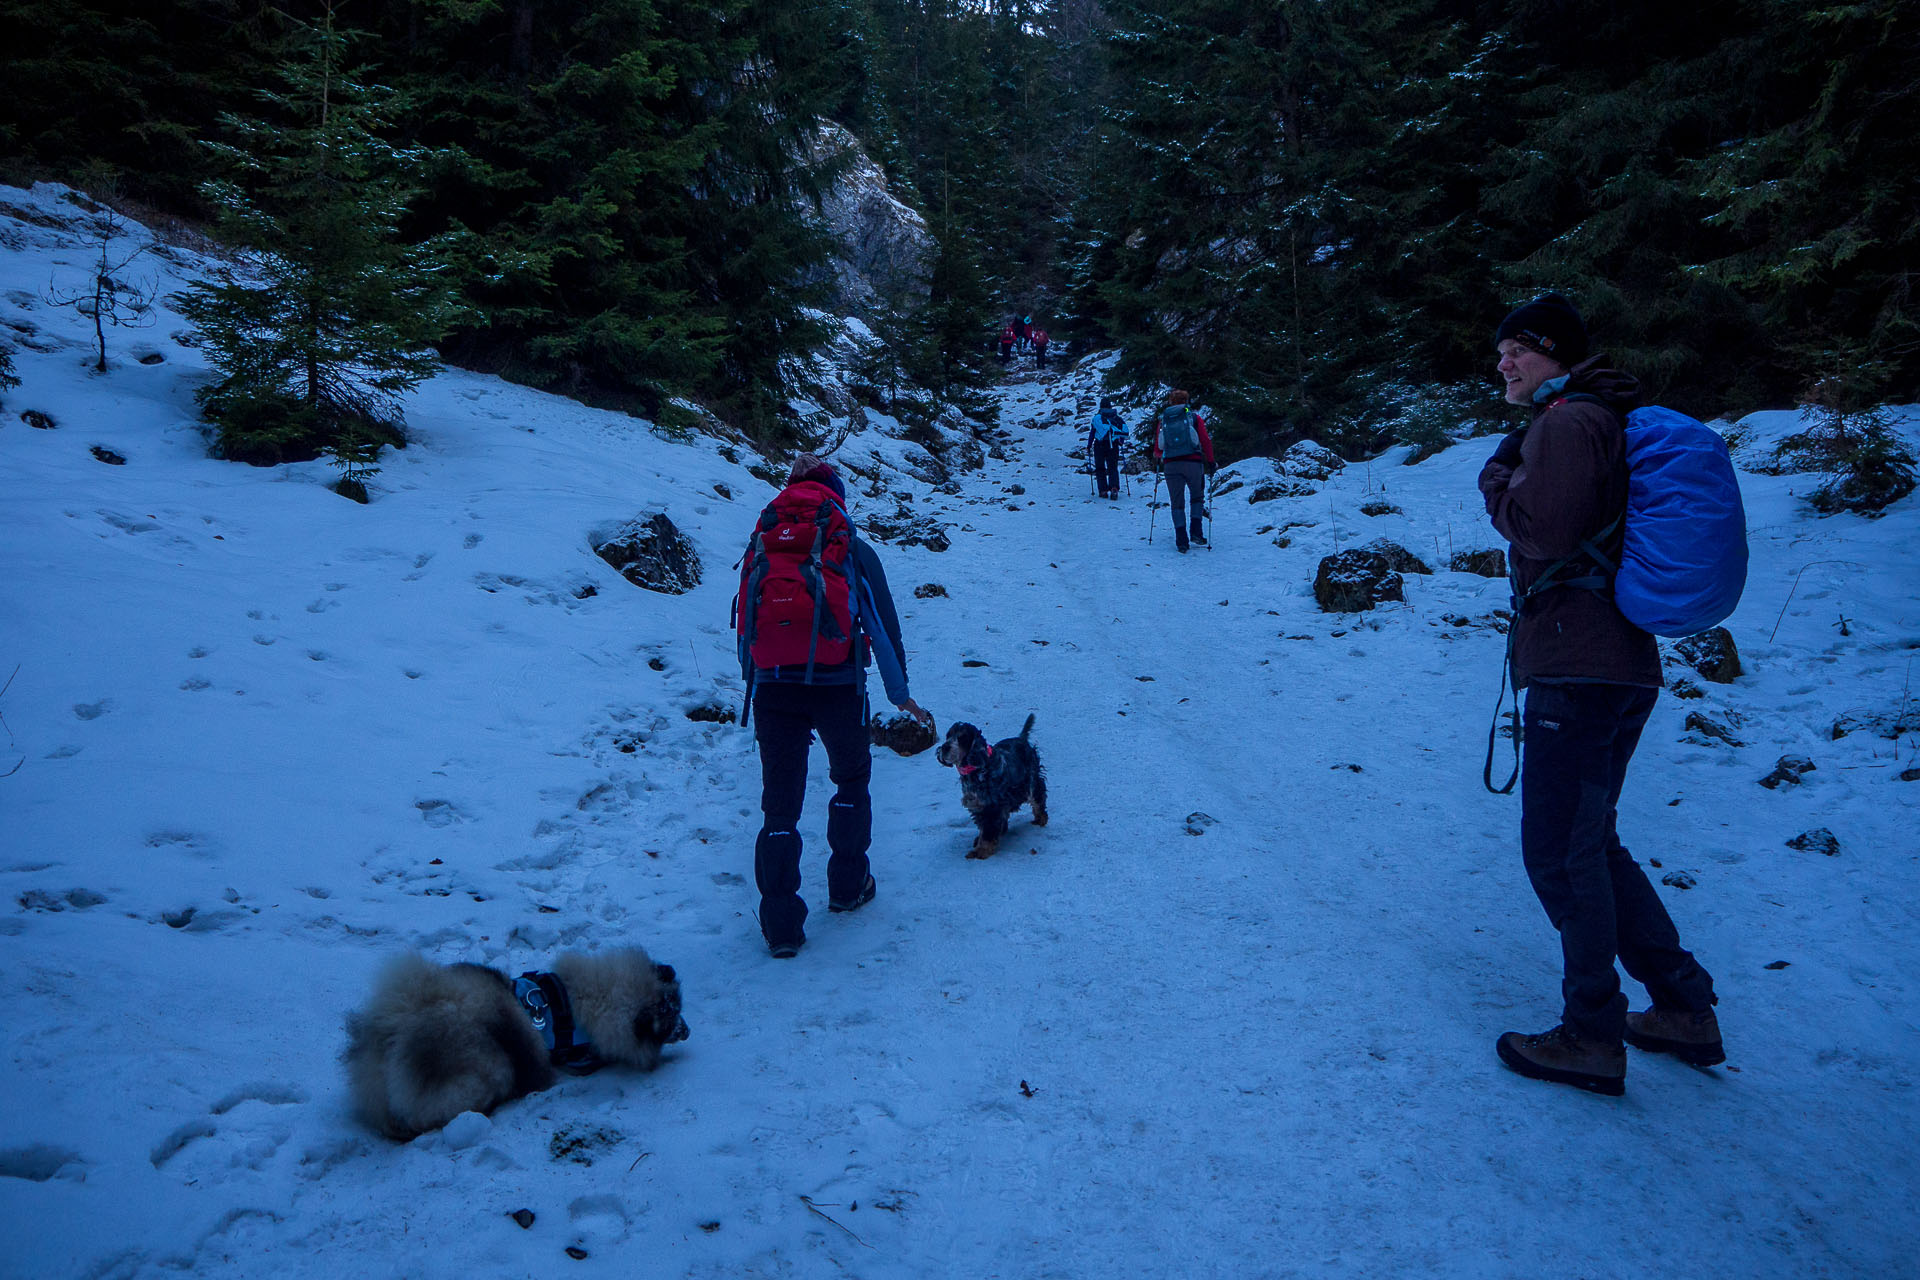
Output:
top-left (1092, 438), bottom-right (1121, 498)
top-left (751, 680), bottom-right (873, 947)
top-left (1164, 459), bottom-right (1205, 547)
top-left (1519, 682), bottom-right (1716, 1043)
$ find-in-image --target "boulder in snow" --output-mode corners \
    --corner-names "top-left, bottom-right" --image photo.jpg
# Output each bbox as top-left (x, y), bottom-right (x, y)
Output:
top-left (1313, 549), bottom-right (1404, 613)
top-left (592, 513), bottom-right (703, 595)
top-left (1670, 628), bottom-right (1742, 684)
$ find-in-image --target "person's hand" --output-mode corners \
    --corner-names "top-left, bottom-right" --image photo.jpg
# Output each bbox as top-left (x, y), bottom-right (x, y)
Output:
top-left (1491, 428), bottom-right (1527, 467)
top-left (898, 697), bottom-right (933, 729)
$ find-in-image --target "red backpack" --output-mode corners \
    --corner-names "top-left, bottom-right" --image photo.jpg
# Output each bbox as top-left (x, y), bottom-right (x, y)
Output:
top-left (735, 480), bottom-right (859, 678)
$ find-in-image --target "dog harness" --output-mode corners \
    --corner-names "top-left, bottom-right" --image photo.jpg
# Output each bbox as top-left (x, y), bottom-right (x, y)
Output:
top-left (514, 971), bottom-right (603, 1074)
top-left (958, 744), bottom-right (993, 776)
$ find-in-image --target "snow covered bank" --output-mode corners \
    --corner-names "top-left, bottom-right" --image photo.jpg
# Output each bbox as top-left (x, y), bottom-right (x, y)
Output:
top-left (3, 186), bottom-right (1918, 1278)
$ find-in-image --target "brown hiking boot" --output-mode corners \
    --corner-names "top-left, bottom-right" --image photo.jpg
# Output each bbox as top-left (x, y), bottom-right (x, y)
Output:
top-left (1497, 1024), bottom-right (1626, 1096)
top-left (1625, 1007), bottom-right (1725, 1066)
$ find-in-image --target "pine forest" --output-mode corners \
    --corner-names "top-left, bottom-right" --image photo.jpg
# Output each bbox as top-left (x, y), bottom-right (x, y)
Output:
top-left (3, 0), bottom-right (1916, 459)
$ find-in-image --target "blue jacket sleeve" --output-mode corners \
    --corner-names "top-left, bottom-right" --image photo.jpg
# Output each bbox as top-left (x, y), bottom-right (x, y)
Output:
top-left (851, 539), bottom-right (911, 706)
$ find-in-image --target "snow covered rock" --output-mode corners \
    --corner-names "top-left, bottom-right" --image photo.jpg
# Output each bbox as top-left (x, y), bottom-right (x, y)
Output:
top-left (591, 513), bottom-right (703, 594)
top-left (1363, 539), bottom-right (1431, 575)
top-left (1313, 549), bottom-right (1405, 613)
top-left (1787, 827), bottom-right (1842, 856)
top-left (1278, 440), bottom-right (1345, 482)
top-left (1449, 549), bottom-right (1507, 578)
top-left (1670, 628), bottom-right (1742, 683)
top-left (1760, 755), bottom-right (1817, 789)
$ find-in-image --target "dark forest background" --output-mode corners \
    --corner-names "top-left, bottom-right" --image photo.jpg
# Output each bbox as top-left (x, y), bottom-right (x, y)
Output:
top-left (3, 0), bottom-right (1915, 462)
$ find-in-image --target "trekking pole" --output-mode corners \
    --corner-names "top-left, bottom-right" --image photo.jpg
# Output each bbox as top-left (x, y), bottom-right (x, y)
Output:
top-left (1148, 469), bottom-right (1161, 543)
top-left (1206, 473), bottom-right (1218, 550)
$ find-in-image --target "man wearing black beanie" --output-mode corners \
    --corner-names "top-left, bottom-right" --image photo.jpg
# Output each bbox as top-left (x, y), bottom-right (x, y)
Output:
top-left (1478, 296), bottom-right (1722, 1095)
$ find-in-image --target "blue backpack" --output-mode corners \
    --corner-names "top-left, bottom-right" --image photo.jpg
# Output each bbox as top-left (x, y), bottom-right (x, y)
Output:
top-left (1159, 405), bottom-right (1199, 457)
top-left (1091, 408), bottom-right (1122, 443)
top-left (1536, 399), bottom-right (1749, 637)
top-left (1488, 400), bottom-right (1749, 794)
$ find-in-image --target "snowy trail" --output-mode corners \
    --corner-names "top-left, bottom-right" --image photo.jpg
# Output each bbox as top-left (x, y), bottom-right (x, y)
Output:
top-left (3, 187), bottom-right (1917, 1280)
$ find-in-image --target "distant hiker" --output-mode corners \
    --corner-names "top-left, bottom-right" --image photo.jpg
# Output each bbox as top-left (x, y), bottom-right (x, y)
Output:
top-left (734, 455), bottom-right (932, 959)
top-left (1150, 390), bottom-right (1216, 553)
top-left (1016, 314), bottom-right (1033, 354)
top-left (1089, 397), bottom-right (1125, 500)
top-left (998, 323), bottom-right (1016, 365)
top-left (1479, 293), bottom-right (1721, 1094)
top-left (1032, 328), bottom-right (1050, 368)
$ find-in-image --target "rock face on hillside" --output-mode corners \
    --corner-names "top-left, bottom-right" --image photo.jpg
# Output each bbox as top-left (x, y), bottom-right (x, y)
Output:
top-left (803, 124), bottom-right (934, 316)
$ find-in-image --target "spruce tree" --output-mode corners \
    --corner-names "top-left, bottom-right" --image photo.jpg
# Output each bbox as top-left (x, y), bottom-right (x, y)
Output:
top-left (1690, 0), bottom-right (1920, 402)
top-left (1087, 0), bottom-right (1463, 457)
top-left (175, 2), bottom-right (459, 465)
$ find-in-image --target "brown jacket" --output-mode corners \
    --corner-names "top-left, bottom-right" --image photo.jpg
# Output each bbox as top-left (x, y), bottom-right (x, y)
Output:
top-left (1478, 356), bottom-right (1662, 690)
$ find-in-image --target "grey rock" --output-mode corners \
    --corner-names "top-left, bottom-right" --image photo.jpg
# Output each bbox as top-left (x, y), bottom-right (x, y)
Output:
top-left (593, 513), bottom-right (703, 595)
top-left (1449, 548), bottom-right (1507, 578)
top-left (1277, 440), bottom-right (1344, 482)
top-left (1759, 754), bottom-right (1816, 789)
top-left (1313, 550), bottom-right (1405, 613)
top-left (1785, 827), bottom-right (1841, 856)
top-left (1671, 628), bottom-right (1742, 683)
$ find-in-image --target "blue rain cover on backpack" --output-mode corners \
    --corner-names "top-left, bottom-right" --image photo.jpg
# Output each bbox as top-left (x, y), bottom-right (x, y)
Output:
top-left (1614, 406), bottom-right (1748, 636)
top-left (1159, 405), bottom-right (1199, 457)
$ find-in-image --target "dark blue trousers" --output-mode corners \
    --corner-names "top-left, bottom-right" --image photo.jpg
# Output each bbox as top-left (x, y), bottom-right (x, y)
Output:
top-left (1520, 682), bottom-right (1716, 1043)
top-left (1092, 438), bottom-right (1121, 498)
top-left (751, 681), bottom-right (872, 947)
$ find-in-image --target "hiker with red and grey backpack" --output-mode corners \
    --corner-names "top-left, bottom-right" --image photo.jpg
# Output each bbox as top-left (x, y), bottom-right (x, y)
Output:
top-left (1479, 293), bottom-right (1737, 1095)
top-left (734, 455), bottom-right (931, 959)
top-left (1150, 390), bottom-right (1215, 553)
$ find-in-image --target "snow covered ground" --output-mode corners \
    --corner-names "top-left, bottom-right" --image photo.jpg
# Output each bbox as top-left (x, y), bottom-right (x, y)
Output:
top-left (3, 184), bottom-right (1918, 1278)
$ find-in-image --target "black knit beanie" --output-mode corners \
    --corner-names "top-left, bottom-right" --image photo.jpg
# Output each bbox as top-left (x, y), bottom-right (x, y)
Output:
top-left (1496, 293), bottom-right (1588, 366)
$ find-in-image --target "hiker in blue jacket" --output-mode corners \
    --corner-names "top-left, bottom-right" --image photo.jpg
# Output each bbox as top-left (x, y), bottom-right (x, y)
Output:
top-left (1479, 294), bottom-right (1721, 1094)
top-left (1088, 398), bottom-right (1125, 500)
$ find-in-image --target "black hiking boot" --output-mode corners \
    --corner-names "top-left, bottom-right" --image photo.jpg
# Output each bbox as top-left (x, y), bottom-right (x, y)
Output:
top-left (1497, 1024), bottom-right (1626, 1095)
top-left (1191, 532), bottom-right (1207, 546)
top-left (828, 874), bottom-right (876, 913)
top-left (766, 933), bottom-right (804, 959)
top-left (1625, 1007), bottom-right (1724, 1065)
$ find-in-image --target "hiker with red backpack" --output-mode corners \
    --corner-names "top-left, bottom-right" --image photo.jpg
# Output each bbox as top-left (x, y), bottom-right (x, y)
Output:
top-left (997, 323), bottom-right (1016, 365)
top-left (1479, 293), bottom-right (1732, 1095)
top-left (1031, 327), bottom-right (1050, 368)
top-left (734, 455), bottom-right (931, 959)
top-left (1150, 390), bottom-right (1215, 553)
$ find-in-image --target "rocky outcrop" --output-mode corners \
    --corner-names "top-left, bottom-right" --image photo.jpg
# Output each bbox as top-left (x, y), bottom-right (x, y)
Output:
top-left (802, 124), bottom-right (934, 316)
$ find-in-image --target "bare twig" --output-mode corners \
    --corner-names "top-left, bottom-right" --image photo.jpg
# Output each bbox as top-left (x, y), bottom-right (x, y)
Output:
top-left (0, 663), bottom-right (21, 778)
top-left (628, 1151), bottom-right (652, 1172)
top-left (1770, 560), bottom-right (1867, 643)
top-left (799, 1196), bottom-right (872, 1248)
